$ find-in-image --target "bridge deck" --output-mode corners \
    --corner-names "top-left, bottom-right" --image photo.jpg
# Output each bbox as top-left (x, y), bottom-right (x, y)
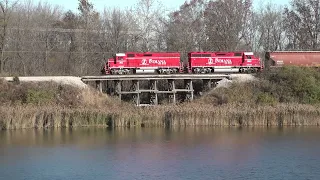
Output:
top-left (81, 74), bottom-right (231, 81)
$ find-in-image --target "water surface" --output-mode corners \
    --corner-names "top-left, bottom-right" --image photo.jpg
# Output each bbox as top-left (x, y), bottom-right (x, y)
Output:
top-left (0, 127), bottom-right (320, 180)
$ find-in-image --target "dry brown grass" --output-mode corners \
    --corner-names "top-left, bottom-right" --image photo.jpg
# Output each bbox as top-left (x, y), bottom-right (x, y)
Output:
top-left (163, 103), bottom-right (320, 127)
top-left (1, 75), bottom-right (320, 130)
top-left (1, 103), bottom-right (319, 130)
top-left (1, 102), bottom-right (320, 130)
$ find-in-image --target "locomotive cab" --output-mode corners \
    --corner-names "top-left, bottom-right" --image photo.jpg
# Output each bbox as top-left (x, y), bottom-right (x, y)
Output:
top-left (114, 53), bottom-right (126, 64)
top-left (107, 53), bottom-right (130, 74)
top-left (241, 52), bottom-right (262, 73)
top-left (244, 52), bottom-right (254, 59)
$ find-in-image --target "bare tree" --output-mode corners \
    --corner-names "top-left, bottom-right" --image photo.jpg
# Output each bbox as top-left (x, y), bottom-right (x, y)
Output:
top-left (53, 10), bottom-right (79, 74)
top-left (204, 0), bottom-right (252, 51)
top-left (166, 0), bottom-right (206, 55)
top-left (77, 0), bottom-right (100, 75)
top-left (256, 2), bottom-right (284, 51)
top-left (102, 8), bottom-right (131, 54)
top-left (0, 0), bottom-right (294, 76)
top-left (0, 0), bottom-right (18, 74)
top-left (133, 0), bottom-right (164, 51)
top-left (284, 0), bottom-right (320, 50)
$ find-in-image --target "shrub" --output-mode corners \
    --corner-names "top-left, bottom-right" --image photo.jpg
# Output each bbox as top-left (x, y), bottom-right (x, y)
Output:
top-left (262, 66), bottom-right (320, 104)
top-left (26, 89), bottom-right (55, 104)
top-left (256, 93), bottom-right (277, 106)
top-left (13, 76), bottom-right (20, 85)
top-left (202, 66), bottom-right (320, 106)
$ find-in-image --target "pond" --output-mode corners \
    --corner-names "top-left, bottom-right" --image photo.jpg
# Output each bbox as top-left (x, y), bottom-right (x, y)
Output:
top-left (0, 127), bottom-right (320, 180)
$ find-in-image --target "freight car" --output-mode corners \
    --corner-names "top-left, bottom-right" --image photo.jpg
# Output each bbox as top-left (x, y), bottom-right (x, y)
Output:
top-left (102, 51), bottom-right (263, 75)
top-left (265, 51), bottom-right (320, 68)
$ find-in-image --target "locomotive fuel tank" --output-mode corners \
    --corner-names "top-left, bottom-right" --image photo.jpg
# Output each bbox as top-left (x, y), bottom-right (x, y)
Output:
top-left (135, 69), bottom-right (156, 74)
top-left (214, 68), bottom-right (240, 73)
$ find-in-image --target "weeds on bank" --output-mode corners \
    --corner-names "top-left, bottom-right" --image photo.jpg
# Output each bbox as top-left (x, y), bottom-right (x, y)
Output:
top-left (196, 66), bottom-right (320, 106)
top-left (1, 66), bottom-right (320, 129)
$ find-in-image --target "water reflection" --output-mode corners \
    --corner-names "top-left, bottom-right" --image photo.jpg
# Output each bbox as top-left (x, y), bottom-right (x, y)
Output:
top-left (0, 127), bottom-right (320, 180)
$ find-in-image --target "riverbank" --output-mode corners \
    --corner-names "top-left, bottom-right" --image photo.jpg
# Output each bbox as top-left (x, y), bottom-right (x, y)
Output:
top-left (1, 103), bottom-right (319, 130)
top-left (1, 66), bottom-right (320, 130)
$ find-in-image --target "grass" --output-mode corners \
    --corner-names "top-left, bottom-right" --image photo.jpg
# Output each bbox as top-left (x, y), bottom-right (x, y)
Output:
top-left (1, 66), bottom-right (320, 130)
top-left (1, 103), bottom-right (319, 130)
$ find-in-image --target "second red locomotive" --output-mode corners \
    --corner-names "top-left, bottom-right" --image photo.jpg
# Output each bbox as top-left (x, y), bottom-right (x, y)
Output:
top-left (102, 51), bottom-right (263, 75)
top-left (187, 51), bottom-right (262, 73)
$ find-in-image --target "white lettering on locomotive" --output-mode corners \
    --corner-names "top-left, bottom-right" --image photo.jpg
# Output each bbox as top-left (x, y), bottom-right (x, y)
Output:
top-left (140, 58), bottom-right (167, 65)
top-left (206, 57), bottom-right (214, 65)
top-left (214, 58), bottom-right (232, 65)
top-left (141, 59), bottom-right (148, 65)
top-left (149, 59), bottom-right (167, 65)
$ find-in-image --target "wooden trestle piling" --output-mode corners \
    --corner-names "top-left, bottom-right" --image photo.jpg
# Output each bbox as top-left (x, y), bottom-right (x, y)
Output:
top-left (82, 74), bottom-right (230, 106)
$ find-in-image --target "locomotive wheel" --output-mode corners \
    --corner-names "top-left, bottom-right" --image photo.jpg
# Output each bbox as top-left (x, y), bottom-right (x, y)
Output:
top-left (150, 82), bottom-right (155, 90)
top-left (132, 84), bottom-right (138, 91)
top-left (186, 83), bottom-right (190, 90)
top-left (249, 68), bottom-right (254, 74)
top-left (169, 83), bottom-right (174, 91)
top-left (132, 95), bottom-right (138, 104)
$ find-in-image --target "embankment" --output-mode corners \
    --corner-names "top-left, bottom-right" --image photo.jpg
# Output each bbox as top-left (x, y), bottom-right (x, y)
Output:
top-left (1, 66), bottom-right (320, 130)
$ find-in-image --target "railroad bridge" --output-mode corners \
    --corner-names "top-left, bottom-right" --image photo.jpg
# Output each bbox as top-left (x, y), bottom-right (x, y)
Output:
top-left (81, 74), bottom-right (231, 106)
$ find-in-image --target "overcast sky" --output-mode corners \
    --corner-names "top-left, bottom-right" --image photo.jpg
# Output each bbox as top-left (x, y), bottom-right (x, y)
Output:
top-left (31, 0), bottom-right (290, 12)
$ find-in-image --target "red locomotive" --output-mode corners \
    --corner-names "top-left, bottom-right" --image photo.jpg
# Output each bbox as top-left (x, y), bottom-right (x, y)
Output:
top-left (187, 51), bottom-right (262, 73)
top-left (103, 52), bottom-right (182, 75)
top-left (102, 51), bottom-right (263, 74)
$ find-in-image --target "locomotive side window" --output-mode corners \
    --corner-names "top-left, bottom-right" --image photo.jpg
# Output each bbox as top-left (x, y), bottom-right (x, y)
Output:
top-left (235, 53), bottom-right (242, 56)
top-left (144, 54), bottom-right (152, 56)
top-left (127, 54), bottom-right (135, 57)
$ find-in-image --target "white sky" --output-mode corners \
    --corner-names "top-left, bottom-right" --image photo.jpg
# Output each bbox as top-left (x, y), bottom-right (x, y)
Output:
top-left (31, 0), bottom-right (290, 13)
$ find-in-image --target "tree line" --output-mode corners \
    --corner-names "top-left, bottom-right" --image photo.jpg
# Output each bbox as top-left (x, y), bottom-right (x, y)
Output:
top-left (0, 0), bottom-right (318, 76)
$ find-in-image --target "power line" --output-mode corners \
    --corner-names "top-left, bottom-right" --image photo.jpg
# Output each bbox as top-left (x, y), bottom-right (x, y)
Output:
top-left (4, 38), bottom-right (249, 43)
top-left (7, 26), bottom-right (141, 34)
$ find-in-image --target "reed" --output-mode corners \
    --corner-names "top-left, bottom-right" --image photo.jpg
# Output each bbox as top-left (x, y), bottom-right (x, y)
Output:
top-left (163, 103), bottom-right (320, 127)
top-left (1, 103), bottom-right (319, 130)
top-left (2, 66), bottom-right (320, 130)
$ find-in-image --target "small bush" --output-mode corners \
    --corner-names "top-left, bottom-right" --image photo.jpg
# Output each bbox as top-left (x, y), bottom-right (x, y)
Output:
top-left (0, 79), bottom-right (119, 108)
top-left (13, 76), bottom-right (20, 85)
top-left (26, 89), bottom-right (55, 104)
top-left (256, 93), bottom-right (277, 105)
